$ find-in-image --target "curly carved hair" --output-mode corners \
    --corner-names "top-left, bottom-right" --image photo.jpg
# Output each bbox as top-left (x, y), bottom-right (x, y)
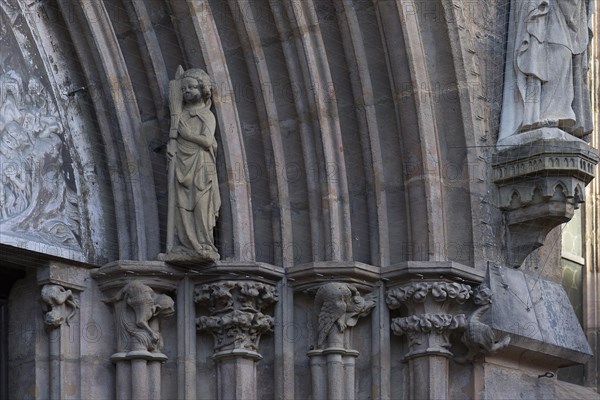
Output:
top-left (182, 68), bottom-right (212, 101)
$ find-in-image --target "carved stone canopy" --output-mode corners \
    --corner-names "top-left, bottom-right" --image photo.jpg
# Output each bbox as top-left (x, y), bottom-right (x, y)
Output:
top-left (194, 280), bottom-right (278, 354)
top-left (493, 139), bottom-right (598, 266)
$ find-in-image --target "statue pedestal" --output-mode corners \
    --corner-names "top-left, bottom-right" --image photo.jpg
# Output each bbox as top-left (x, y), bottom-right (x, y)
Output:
top-left (157, 250), bottom-right (218, 267)
top-left (493, 138), bottom-right (598, 266)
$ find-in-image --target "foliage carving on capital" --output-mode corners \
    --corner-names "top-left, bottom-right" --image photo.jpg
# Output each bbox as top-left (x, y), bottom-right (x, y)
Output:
top-left (386, 281), bottom-right (472, 309)
top-left (195, 281), bottom-right (278, 352)
top-left (41, 284), bottom-right (79, 330)
top-left (391, 314), bottom-right (467, 335)
top-left (314, 282), bottom-right (375, 349)
top-left (107, 281), bottom-right (175, 352)
top-left (391, 313), bottom-right (467, 356)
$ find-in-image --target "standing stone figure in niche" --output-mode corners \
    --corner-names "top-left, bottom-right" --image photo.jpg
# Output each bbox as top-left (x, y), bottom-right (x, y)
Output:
top-left (499, 0), bottom-right (592, 145)
top-left (163, 67), bottom-right (220, 261)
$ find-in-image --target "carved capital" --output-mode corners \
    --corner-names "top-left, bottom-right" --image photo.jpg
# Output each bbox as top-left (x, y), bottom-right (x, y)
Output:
top-left (106, 280), bottom-right (175, 353)
top-left (314, 282), bottom-right (375, 349)
top-left (40, 284), bottom-right (79, 330)
top-left (194, 280), bottom-right (278, 353)
top-left (386, 282), bottom-right (511, 361)
top-left (386, 281), bottom-right (472, 309)
top-left (391, 313), bottom-right (467, 358)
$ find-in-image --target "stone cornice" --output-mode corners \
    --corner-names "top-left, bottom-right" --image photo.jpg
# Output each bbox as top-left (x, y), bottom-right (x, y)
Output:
top-left (92, 261), bottom-right (183, 293)
top-left (37, 261), bottom-right (91, 291)
top-left (381, 261), bottom-right (485, 287)
top-left (287, 261), bottom-right (380, 291)
top-left (183, 260), bottom-right (285, 284)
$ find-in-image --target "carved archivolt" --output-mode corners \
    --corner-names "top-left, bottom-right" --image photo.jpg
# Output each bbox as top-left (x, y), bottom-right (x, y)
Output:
top-left (107, 281), bottom-right (175, 352)
top-left (314, 282), bottom-right (375, 349)
top-left (40, 284), bottom-right (79, 329)
top-left (195, 281), bottom-right (278, 352)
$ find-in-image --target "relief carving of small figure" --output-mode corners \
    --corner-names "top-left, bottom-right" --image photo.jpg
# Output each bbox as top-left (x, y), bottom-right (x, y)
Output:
top-left (0, 122), bottom-right (32, 219)
top-left (315, 283), bottom-right (375, 349)
top-left (164, 67), bottom-right (220, 261)
top-left (41, 284), bottom-right (79, 330)
top-left (499, 0), bottom-right (593, 142)
top-left (108, 281), bottom-right (175, 352)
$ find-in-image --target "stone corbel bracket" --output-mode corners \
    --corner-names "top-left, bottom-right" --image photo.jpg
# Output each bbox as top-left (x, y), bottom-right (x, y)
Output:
top-left (287, 261), bottom-right (381, 292)
top-left (493, 139), bottom-right (599, 267)
top-left (40, 284), bottom-right (80, 330)
top-left (91, 261), bottom-right (183, 357)
top-left (37, 261), bottom-right (87, 330)
top-left (313, 282), bottom-right (375, 350)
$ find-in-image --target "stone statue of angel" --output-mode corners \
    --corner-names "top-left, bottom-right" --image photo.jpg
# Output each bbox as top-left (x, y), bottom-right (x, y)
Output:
top-left (164, 66), bottom-right (220, 261)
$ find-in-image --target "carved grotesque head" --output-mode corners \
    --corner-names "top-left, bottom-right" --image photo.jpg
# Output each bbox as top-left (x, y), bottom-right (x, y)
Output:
top-left (152, 294), bottom-right (175, 318)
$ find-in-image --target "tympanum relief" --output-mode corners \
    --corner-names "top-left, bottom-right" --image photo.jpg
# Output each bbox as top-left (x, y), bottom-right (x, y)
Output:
top-left (0, 69), bottom-right (81, 249)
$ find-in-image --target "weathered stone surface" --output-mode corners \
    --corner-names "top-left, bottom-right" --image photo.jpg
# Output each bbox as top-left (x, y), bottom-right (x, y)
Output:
top-left (486, 264), bottom-right (592, 363)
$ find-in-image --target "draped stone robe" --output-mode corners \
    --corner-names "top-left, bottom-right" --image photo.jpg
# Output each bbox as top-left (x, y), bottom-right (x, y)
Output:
top-left (173, 101), bottom-right (220, 256)
top-left (499, 0), bottom-right (592, 142)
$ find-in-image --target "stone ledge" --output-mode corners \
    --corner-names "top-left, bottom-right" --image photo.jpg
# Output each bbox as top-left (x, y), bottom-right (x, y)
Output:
top-left (381, 261), bottom-right (485, 287)
top-left (186, 260), bottom-right (285, 284)
top-left (287, 261), bottom-right (380, 291)
top-left (92, 260), bottom-right (184, 293)
top-left (37, 261), bottom-right (92, 291)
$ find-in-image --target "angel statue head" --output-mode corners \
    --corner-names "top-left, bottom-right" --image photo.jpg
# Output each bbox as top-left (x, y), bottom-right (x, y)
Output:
top-left (180, 68), bottom-right (212, 105)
